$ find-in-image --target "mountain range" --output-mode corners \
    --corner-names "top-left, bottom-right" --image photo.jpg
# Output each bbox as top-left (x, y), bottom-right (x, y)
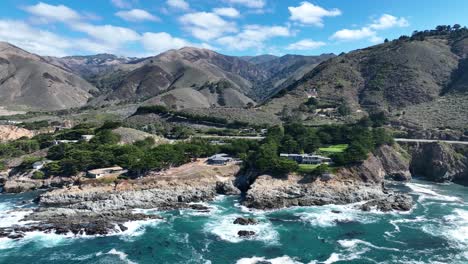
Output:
top-left (1, 25), bottom-right (468, 130)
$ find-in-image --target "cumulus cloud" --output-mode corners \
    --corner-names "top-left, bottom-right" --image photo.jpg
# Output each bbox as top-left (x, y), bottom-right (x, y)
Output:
top-left (286, 39), bottom-right (326, 50)
top-left (226, 0), bottom-right (265, 9)
top-left (167, 0), bottom-right (190, 11)
top-left (369, 14), bottom-right (409, 30)
top-left (288, 1), bottom-right (341, 27)
top-left (23, 2), bottom-right (81, 22)
top-left (213, 7), bottom-right (240, 18)
top-left (331, 14), bottom-right (409, 42)
top-left (179, 12), bottom-right (237, 41)
top-left (331, 27), bottom-right (376, 41)
top-left (141, 32), bottom-right (192, 54)
top-left (217, 25), bottom-right (291, 50)
top-left (0, 19), bottom-right (71, 56)
top-left (116, 9), bottom-right (159, 22)
top-left (72, 23), bottom-right (141, 46)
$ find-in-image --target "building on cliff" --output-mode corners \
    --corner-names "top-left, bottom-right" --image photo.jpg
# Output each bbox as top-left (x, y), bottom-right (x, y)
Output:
top-left (280, 153), bottom-right (333, 165)
top-left (87, 166), bottom-right (127, 179)
top-left (207, 154), bottom-right (232, 165)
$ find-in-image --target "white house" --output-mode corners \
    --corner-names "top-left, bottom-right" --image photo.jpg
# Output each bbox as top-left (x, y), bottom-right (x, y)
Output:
top-left (81, 135), bottom-right (95, 141)
top-left (87, 166), bottom-right (127, 179)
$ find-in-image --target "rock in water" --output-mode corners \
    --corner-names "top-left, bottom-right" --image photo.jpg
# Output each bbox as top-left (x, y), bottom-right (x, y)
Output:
top-left (233, 217), bottom-right (258, 225)
top-left (359, 194), bottom-right (413, 212)
top-left (238, 230), bottom-right (256, 237)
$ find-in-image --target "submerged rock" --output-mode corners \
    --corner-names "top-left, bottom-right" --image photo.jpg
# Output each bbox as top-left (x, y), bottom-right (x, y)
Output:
top-left (233, 217), bottom-right (258, 225)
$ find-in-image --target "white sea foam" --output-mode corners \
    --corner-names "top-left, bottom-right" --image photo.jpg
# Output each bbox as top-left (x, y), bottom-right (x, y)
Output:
top-left (204, 214), bottom-right (279, 244)
top-left (386, 216), bottom-right (427, 238)
top-left (236, 256), bottom-right (304, 264)
top-left (442, 208), bottom-right (468, 246)
top-left (295, 204), bottom-right (375, 227)
top-left (322, 248), bottom-right (370, 264)
top-left (119, 219), bottom-right (162, 239)
top-left (0, 230), bottom-right (73, 250)
top-left (406, 183), bottom-right (462, 202)
top-left (338, 239), bottom-right (399, 251)
top-left (0, 209), bottom-right (35, 228)
top-left (98, 249), bottom-right (137, 264)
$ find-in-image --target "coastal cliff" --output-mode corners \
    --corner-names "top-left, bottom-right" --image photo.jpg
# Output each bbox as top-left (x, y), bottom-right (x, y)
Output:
top-left (242, 144), bottom-right (413, 210)
top-left (0, 159), bottom-right (241, 238)
top-left (409, 142), bottom-right (468, 185)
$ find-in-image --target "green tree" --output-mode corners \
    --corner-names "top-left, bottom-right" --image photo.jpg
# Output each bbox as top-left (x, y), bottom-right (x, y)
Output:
top-left (91, 130), bottom-right (121, 145)
top-left (32, 171), bottom-right (46, 179)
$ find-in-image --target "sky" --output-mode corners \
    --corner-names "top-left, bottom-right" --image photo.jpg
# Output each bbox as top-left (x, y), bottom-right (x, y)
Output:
top-left (0, 0), bottom-right (467, 57)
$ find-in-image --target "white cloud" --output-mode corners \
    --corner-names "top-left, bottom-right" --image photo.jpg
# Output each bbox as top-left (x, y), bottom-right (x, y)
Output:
top-left (369, 14), bottom-right (409, 30)
top-left (116, 9), bottom-right (159, 22)
top-left (23, 2), bottom-right (81, 22)
top-left (288, 1), bottom-right (341, 27)
top-left (331, 14), bottom-right (409, 43)
top-left (226, 0), bottom-right (265, 9)
top-left (72, 23), bottom-right (141, 45)
top-left (286, 39), bottom-right (326, 50)
top-left (213, 7), bottom-right (240, 18)
top-left (217, 25), bottom-right (291, 50)
top-left (331, 27), bottom-right (376, 41)
top-left (111, 0), bottom-right (131, 9)
top-left (179, 12), bottom-right (237, 41)
top-left (167, 0), bottom-right (190, 11)
top-left (141, 32), bottom-right (192, 54)
top-left (0, 19), bottom-right (71, 56)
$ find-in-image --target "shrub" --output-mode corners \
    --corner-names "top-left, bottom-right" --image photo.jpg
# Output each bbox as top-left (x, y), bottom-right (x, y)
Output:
top-left (32, 171), bottom-right (46, 179)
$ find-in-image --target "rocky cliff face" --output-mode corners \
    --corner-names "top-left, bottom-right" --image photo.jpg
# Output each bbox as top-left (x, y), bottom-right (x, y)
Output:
top-left (410, 142), bottom-right (468, 185)
top-left (242, 144), bottom-right (413, 210)
top-left (0, 161), bottom-right (241, 238)
top-left (0, 125), bottom-right (34, 142)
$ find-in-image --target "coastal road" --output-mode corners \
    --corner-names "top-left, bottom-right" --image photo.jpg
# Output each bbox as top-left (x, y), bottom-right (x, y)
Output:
top-left (394, 138), bottom-right (468, 145)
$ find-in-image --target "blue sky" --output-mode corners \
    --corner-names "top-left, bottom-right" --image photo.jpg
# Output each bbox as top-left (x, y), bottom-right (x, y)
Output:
top-left (0, 0), bottom-right (467, 57)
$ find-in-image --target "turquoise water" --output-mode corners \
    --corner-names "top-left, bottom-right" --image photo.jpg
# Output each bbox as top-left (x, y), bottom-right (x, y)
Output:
top-left (0, 180), bottom-right (467, 264)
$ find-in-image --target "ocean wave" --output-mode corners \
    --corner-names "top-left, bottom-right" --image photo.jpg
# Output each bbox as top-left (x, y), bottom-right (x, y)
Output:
top-left (338, 239), bottom-right (400, 251)
top-left (442, 208), bottom-right (468, 247)
top-left (204, 214), bottom-right (279, 244)
top-left (406, 183), bottom-right (462, 203)
top-left (0, 230), bottom-right (73, 250)
top-left (96, 249), bottom-right (138, 264)
top-left (118, 219), bottom-right (163, 240)
top-left (0, 209), bottom-right (35, 228)
top-left (295, 204), bottom-right (376, 227)
top-left (236, 256), bottom-right (304, 264)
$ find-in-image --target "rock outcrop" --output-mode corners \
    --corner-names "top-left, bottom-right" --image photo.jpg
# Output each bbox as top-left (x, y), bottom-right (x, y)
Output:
top-left (410, 142), bottom-right (468, 184)
top-left (374, 144), bottom-right (412, 181)
top-left (2, 176), bottom-right (73, 193)
top-left (0, 125), bottom-right (34, 142)
top-left (358, 194), bottom-right (413, 212)
top-left (233, 217), bottom-right (258, 225)
top-left (243, 145), bottom-right (414, 211)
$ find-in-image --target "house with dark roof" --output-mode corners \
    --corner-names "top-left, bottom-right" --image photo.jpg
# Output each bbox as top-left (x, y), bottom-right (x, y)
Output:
top-left (207, 153), bottom-right (232, 165)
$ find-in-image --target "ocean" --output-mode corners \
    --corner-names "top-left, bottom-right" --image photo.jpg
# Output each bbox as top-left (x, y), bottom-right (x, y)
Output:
top-left (0, 180), bottom-right (466, 264)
